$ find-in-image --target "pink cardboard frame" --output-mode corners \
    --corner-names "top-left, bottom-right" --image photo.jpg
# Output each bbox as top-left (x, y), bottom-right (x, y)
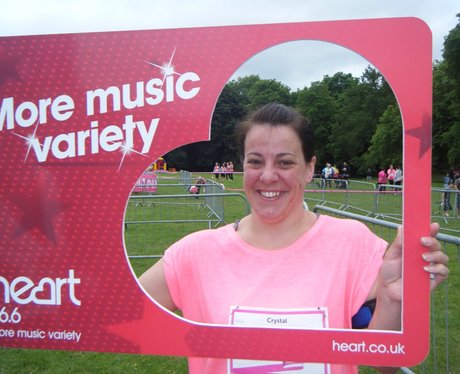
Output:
top-left (0, 17), bottom-right (432, 367)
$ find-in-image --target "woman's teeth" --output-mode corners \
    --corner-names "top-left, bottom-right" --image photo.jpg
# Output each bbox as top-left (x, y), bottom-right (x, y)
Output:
top-left (261, 191), bottom-right (280, 198)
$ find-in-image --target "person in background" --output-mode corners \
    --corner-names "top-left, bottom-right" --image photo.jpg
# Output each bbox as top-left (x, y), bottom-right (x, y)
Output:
top-left (443, 172), bottom-right (452, 189)
top-left (213, 162), bottom-right (220, 180)
top-left (377, 167), bottom-right (388, 192)
top-left (227, 161), bottom-right (234, 180)
top-left (387, 164), bottom-right (395, 188)
top-left (340, 162), bottom-right (350, 189)
top-left (366, 167), bottom-right (372, 181)
top-left (442, 180), bottom-right (454, 217)
top-left (341, 162), bottom-right (350, 180)
top-left (394, 166), bottom-right (403, 193)
top-left (322, 162), bottom-right (334, 188)
top-left (220, 162), bottom-right (226, 179)
top-left (455, 174), bottom-right (460, 217)
top-left (195, 176), bottom-right (206, 194)
top-left (139, 103), bottom-right (448, 374)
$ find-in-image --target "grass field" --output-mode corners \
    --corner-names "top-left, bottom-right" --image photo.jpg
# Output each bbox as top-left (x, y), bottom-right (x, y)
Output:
top-left (1, 172), bottom-right (458, 373)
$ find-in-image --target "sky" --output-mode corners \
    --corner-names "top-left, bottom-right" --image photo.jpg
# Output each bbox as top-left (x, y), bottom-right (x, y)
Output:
top-left (0, 0), bottom-right (458, 90)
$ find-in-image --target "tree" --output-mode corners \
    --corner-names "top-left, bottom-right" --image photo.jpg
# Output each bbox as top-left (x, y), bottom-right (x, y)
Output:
top-left (226, 75), bottom-right (262, 109)
top-left (165, 76), bottom-right (293, 171)
top-left (439, 14), bottom-right (460, 168)
top-left (360, 65), bottom-right (385, 90)
top-left (164, 83), bottom-right (246, 171)
top-left (432, 61), bottom-right (456, 170)
top-left (331, 68), bottom-right (396, 174)
top-left (246, 78), bottom-right (293, 111)
top-left (296, 81), bottom-right (338, 168)
top-left (296, 69), bottom-right (396, 175)
top-left (227, 75), bottom-right (293, 111)
top-left (443, 14), bottom-right (460, 95)
top-left (363, 105), bottom-right (403, 170)
top-left (322, 72), bottom-right (358, 98)
top-left (206, 83), bottom-right (247, 168)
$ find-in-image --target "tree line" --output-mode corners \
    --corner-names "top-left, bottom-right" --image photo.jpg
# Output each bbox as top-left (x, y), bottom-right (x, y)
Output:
top-left (165, 15), bottom-right (460, 177)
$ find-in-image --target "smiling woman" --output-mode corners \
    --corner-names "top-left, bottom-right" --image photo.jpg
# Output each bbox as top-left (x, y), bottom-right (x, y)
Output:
top-left (138, 103), bottom-right (448, 374)
top-left (233, 103), bottom-right (317, 244)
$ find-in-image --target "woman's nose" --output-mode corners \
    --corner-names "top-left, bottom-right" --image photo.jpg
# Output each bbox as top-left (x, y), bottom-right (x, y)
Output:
top-left (260, 164), bottom-right (279, 183)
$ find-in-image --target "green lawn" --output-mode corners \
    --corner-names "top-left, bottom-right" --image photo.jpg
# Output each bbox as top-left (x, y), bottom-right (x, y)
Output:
top-left (1, 172), bottom-right (458, 373)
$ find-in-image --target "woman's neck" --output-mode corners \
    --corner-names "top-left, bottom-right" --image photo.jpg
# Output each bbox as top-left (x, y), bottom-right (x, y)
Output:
top-left (236, 209), bottom-right (317, 250)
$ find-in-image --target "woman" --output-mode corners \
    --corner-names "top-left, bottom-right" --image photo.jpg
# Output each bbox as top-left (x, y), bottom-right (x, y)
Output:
top-left (387, 164), bottom-right (395, 187)
top-left (442, 180), bottom-right (454, 217)
top-left (377, 167), bottom-right (388, 192)
top-left (140, 103), bottom-right (448, 374)
top-left (213, 162), bottom-right (220, 180)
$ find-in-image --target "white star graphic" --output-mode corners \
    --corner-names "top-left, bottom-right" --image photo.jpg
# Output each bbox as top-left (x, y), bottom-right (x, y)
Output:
top-left (117, 141), bottom-right (151, 171)
top-left (12, 120), bottom-right (42, 163)
top-left (145, 47), bottom-right (182, 86)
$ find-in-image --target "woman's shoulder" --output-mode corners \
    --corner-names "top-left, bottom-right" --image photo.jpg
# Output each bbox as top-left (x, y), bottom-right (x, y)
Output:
top-left (318, 214), bottom-right (366, 227)
top-left (317, 215), bottom-right (378, 237)
top-left (315, 215), bottom-right (388, 254)
top-left (168, 224), bottom-right (233, 250)
top-left (182, 224), bottom-right (231, 239)
top-left (164, 224), bottom-right (236, 264)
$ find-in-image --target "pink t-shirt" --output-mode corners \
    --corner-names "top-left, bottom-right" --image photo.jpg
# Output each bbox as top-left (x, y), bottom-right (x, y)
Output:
top-left (163, 215), bottom-right (387, 374)
top-left (387, 168), bottom-right (395, 181)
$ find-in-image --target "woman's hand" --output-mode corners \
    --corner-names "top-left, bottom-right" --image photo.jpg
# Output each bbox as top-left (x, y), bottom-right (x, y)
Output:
top-left (379, 222), bottom-right (449, 302)
top-left (421, 222), bottom-right (449, 290)
top-left (368, 223), bottom-right (449, 331)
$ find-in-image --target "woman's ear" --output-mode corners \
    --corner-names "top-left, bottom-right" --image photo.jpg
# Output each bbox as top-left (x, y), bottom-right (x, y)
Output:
top-left (306, 156), bottom-right (316, 182)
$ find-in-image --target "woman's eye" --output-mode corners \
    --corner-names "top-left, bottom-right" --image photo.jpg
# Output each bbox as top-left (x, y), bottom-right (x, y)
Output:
top-left (279, 160), bottom-right (294, 167)
top-left (246, 159), bottom-right (262, 166)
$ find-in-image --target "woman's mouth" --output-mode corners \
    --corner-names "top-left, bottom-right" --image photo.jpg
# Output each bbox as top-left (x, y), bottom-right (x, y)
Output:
top-left (260, 191), bottom-right (281, 198)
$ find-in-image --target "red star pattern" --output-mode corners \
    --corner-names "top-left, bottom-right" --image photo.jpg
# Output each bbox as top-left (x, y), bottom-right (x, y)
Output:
top-left (0, 19), bottom-right (433, 362)
top-left (104, 299), bottom-right (191, 355)
top-left (405, 123), bottom-right (431, 158)
top-left (9, 172), bottom-right (70, 245)
top-left (0, 51), bottom-right (22, 86)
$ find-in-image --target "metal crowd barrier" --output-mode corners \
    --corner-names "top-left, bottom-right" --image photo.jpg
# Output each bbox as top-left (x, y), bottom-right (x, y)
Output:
top-left (305, 180), bottom-right (460, 229)
top-left (125, 171), bottom-right (458, 372)
top-left (431, 187), bottom-right (459, 221)
top-left (125, 174), bottom-right (249, 258)
top-left (313, 205), bottom-right (460, 374)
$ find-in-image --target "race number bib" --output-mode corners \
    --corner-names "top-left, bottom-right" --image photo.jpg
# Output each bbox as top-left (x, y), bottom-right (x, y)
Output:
top-left (228, 306), bottom-right (330, 373)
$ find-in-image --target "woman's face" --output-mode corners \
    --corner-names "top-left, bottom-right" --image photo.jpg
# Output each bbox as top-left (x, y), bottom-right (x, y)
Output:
top-left (243, 124), bottom-right (315, 224)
